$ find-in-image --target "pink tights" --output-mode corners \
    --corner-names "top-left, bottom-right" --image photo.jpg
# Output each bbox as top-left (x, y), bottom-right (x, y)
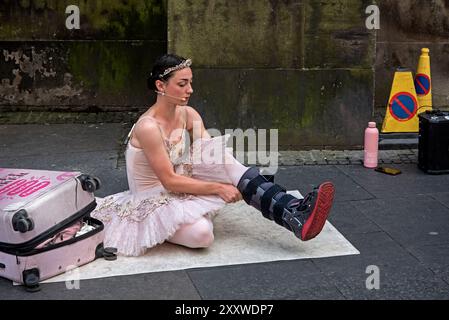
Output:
top-left (168, 152), bottom-right (248, 248)
top-left (168, 216), bottom-right (215, 248)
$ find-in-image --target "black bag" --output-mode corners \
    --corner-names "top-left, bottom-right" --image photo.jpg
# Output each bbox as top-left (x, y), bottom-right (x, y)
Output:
top-left (418, 110), bottom-right (449, 174)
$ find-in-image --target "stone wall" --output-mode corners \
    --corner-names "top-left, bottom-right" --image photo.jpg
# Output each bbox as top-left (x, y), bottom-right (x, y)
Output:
top-left (0, 0), bottom-right (166, 111)
top-left (169, 0), bottom-right (375, 148)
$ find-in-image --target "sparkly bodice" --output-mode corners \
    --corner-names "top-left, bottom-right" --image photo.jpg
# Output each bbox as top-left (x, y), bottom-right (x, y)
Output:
top-left (125, 108), bottom-right (191, 193)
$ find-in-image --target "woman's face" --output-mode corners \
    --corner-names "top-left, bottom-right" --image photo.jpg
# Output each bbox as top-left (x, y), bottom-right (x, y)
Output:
top-left (163, 67), bottom-right (193, 105)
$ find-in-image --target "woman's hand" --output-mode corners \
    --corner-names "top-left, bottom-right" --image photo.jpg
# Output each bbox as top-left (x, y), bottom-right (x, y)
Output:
top-left (216, 183), bottom-right (243, 203)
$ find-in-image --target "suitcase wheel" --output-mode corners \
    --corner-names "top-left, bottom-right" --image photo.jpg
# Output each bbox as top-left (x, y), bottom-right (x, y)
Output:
top-left (104, 247), bottom-right (118, 261)
top-left (95, 244), bottom-right (117, 261)
top-left (23, 268), bottom-right (41, 292)
top-left (84, 179), bottom-right (96, 193)
top-left (12, 210), bottom-right (35, 233)
top-left (79, 175), bottom-right (101, 193)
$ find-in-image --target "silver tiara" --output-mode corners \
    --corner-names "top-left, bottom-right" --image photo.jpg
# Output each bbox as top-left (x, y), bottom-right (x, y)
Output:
top-left (158, 59), bottom-right (192, 78)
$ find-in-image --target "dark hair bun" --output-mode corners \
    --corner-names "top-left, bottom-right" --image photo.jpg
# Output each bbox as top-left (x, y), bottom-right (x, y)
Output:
top-left (147, 53), bottom-right (188, 91)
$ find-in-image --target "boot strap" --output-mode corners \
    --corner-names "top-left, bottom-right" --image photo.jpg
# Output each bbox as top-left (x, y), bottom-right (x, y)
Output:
top-left (273, 194), bottom-right (297, 226)
top-left (242, 175), bottom-right (267, 204)
top-left (260, 184), bottom-right (285, 220)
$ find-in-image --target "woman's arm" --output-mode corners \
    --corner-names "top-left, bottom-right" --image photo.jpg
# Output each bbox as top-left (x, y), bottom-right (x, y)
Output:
top-left (134, 119), bottom-right (240, 202)
top-left (185, 106), bottom-right (211, 140)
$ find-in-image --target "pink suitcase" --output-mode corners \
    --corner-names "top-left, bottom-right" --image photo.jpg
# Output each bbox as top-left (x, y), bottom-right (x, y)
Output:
top-left (0, 168), bottom-right (116, 291)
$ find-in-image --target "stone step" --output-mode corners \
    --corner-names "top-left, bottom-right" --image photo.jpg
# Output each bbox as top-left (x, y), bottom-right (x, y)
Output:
top-left (379, 133), bottom-right (418, 150)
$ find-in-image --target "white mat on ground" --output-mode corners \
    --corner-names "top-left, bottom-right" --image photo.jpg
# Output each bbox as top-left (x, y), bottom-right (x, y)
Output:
top-left (40, 191), bottom-right (359, 284)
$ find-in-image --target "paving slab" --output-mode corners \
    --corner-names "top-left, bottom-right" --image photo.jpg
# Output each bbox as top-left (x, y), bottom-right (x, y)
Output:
top-left (407, 243), bottom-right (449, 278)
top-left (0, 124), bottom-right (127, 156)
top-left (187, 260), bottom-right (345, 300)
top-left (351, 195), bottom-right (449, 247)
top-left (429, 192), bottom-right (449, 209)
top-left (326, 201), bottom-right (382, 235)
top-left (336, 164), bottom-right (449, 199)
top-left (0, 271), bottom-right (201, 300)
top-left (312, 232), bottom-right (449, 300)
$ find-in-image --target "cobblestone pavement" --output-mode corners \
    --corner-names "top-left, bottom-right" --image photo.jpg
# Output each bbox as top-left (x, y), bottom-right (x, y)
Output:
top-left (116, 148), bottom-right (418, 168)
top-left (277, 149), bottom-right (418, 166)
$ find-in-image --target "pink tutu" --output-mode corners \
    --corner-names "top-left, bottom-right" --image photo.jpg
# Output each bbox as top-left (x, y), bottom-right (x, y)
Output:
top-left (92, 135), bottom-right (234, 256)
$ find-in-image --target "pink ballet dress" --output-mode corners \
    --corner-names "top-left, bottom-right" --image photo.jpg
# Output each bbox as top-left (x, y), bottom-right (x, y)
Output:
top-left (91, 113), bottom-right (234, 256)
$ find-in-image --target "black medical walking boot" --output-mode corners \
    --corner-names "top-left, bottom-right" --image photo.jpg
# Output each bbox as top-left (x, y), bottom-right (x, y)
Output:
top-left (237, 167), bottom-right (335, 241)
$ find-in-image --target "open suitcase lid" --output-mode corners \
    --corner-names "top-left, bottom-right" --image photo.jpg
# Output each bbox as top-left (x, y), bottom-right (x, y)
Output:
top-left (0, 168), bottom-right (80, 212)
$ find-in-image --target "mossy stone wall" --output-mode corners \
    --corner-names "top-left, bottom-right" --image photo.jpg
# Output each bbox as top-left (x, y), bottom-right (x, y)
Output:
top-left (169, 0), bottom-right (374, 148)
top-left (0, 0), bottom-right (166, 110)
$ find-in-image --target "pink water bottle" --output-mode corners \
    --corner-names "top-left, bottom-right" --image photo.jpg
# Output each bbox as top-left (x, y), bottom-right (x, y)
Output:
top-left (364, 122), bottom-right (379, 168)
